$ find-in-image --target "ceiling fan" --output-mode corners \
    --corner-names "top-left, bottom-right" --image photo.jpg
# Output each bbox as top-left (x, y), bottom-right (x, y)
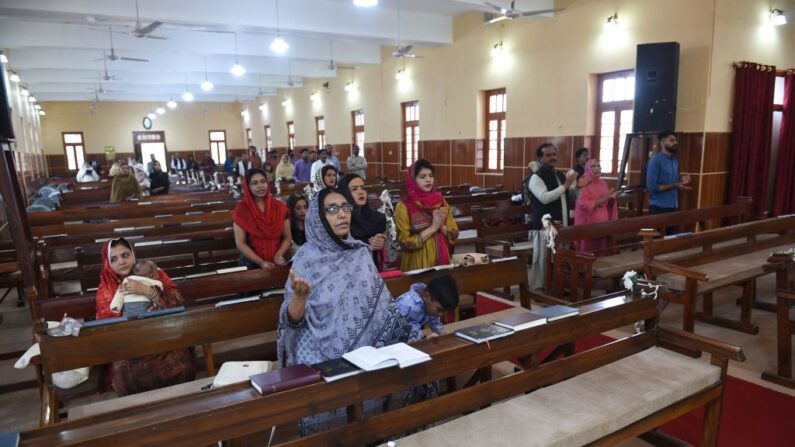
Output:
top-left (484, 1), bottom-right (564, 24)
top-left (87, 73), bottom-right (120, 95)
top-left (323, 41), bottom-right (355, 70)
top-left (131, 0), bottom-right (166, 39)
top-left (94, 26), bottom-right (149, 63)
top-left (392, 0), bottom-right (420, 59)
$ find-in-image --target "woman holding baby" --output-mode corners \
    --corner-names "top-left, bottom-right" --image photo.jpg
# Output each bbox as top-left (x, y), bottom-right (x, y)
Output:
top-left (94, 237), bottom-right (196, 396)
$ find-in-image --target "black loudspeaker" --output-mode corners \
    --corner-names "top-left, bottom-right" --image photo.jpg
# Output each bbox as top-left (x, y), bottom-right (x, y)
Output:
top-left (0, 68), bottom-right (14, 141)
top-left (633, 42), bottom-right (680, 133)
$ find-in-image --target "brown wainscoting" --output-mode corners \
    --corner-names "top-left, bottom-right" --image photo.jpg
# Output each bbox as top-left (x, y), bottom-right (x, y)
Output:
top-left (703, 132), bottom-right (731, 173)
top-left (503, 137), bottom-right (524, 168)
top-left (382, 142), bottom-right (400, 165)
top-left (677, 132), bottom-right (704, 174)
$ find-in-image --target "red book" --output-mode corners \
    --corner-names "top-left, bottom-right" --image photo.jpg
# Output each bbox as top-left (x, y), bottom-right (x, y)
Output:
top-left (249, 364), bottom-right (321, 396)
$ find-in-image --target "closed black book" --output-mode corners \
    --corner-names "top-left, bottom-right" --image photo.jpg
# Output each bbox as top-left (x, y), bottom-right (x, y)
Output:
top-left (454, 323), bottom-right (514, 344)
top-left (311, 358), bottom-right (362, 383)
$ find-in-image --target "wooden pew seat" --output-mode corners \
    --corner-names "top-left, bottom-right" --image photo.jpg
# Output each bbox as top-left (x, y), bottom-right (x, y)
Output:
top-left (658, 242), bottom-right (795, 293)
top-left (389, 346), bottom-right (721, 447)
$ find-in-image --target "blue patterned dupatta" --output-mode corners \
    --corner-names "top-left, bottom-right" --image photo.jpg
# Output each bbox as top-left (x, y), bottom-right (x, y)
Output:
top-left (277, 192), bottom-right (416, 434)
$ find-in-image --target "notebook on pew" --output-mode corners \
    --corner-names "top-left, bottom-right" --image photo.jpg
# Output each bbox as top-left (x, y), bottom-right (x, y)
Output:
top-left (215, 295), bottom-right (260, 307)
top-left (404, 264), bottom-right (456, 276)
top-left (530, 305), bottom-right (579, 322)
top-left (342, 343), bottom-right (430, 371)
top-left (81, 316), bottom-right (129, 328)
top-left (250, 364), bottom-right (321, 396)
top-left (138, 306), bottom-right (185, 319)
top-left (216, 266), bottom-right (248, 274)
top-left (458, 229), bottom-right (478, 239)
top-left (454, 323), bottom-right (513, 344)
top-left (311, 358), bottom-right (363, 383)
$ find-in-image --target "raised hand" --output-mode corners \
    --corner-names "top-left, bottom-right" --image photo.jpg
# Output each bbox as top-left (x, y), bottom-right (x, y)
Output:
top-left (290, 269), bottom-right (311, 301)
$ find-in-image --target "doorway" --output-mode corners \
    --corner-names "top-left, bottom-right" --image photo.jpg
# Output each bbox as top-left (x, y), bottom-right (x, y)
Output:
top-left (133, 131), bottom-right (167, 172)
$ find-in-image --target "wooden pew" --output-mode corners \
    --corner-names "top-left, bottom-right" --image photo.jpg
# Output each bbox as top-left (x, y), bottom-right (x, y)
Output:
top-left (27, 199), bottom-right (237, 226)
top-left (549, 199), bottom-right (753, 301)
top-left (32, 210), bottom-right (233, 238)
top-left (19, 294), bottom-right (744, 446)
top-left (761, 285), bottom-right (795, 389)
top-left (642, 216), bottom-right (795, 335)
top-left (31, 259), bottom-right (531, 424)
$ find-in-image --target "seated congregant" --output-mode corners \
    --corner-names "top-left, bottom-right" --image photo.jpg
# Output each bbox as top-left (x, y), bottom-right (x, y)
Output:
top-left (76, 161), bottom-right (99, 183)
top-left (149, 161), bottom-right (170, 195)
top-left (95, 238), bottom-right (196, 396)
top-left (275, 154), bottom-right (295, 182)
top-left (232, 168), bottom-right (291, 269)
top-left (109, 164), bottom-right (143, 203)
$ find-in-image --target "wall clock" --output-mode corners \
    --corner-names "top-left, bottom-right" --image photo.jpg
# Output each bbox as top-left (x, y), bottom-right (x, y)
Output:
top-left (142, 116), bottom-right (153, 130)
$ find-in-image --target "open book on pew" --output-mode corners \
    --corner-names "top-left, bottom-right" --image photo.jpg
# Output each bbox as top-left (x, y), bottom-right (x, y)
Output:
top-left (404, 264), bottom-right (456, 276)
top-left (212, 361), bottom-right (274, 388)
top-left (249, 364), bottom-right (321, 396)
top-left (343, 343), bottom-right (430, 371)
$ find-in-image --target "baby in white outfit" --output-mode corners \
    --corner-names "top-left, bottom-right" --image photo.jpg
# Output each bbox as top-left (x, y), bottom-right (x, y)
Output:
top-left (109, 259), bottom-right (163, 318)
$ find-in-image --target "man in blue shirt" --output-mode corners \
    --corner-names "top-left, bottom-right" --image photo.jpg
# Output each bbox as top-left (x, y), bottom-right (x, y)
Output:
top-left (646, 131), bottom-right (691, 233)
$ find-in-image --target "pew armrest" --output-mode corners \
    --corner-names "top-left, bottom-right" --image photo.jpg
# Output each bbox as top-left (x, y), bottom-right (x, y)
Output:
top-left (555, 247), bottom-right (596, 262)
top-left (656, 326), bottom-right (745, 362)
top-left (646, 260), bottom-right (707, 281)
top-left (777, 289), bottom-right (795, 305)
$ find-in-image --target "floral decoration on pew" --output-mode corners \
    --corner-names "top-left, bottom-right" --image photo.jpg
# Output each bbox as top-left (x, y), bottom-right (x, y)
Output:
top-left (542, 213), bottom-right (558, 254)
top-left (378, 189), bottom-right (400, 264)
top-left (623, 270), bottom-right (664, 334)
top-left (770, 248), bottom-right (795, 260)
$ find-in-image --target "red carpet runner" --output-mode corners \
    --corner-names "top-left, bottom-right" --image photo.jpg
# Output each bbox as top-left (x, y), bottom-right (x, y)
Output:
top-left (474, 296), bottom-right (795, 446)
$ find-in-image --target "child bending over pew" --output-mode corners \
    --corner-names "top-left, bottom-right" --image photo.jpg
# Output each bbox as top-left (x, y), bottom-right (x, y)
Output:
top-left (110, 259), bottom-right (163, 318)
top-left (395, 274), bottom-right (459, 338)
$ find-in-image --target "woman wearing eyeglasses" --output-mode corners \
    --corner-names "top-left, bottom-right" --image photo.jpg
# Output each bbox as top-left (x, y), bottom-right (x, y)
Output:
top-left (395, 159), bottom-right (459, 272)
top-left (232, 168), bottom-right (292, 269)
top-left (278, 188), bottom-right (416, 435)
top-left (95, 237), bottom-right (196, 396)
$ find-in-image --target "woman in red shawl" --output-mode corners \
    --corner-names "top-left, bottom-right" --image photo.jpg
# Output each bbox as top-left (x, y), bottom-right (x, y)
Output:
top-left (574, 159), bottom-right (618, 252)
top-left (394, 159), bottom-right (459, 271)
top-left (95, 237), bottom-right (196, 396)
top-left (233, 168), bottom-right (291, 269)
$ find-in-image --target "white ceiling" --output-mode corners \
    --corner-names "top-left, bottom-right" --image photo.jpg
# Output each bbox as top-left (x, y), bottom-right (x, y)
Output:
top-left (0, 0), bottom-right (555, 103)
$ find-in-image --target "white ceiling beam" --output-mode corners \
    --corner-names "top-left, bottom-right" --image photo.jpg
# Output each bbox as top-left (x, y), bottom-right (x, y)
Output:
top-left (0, 20), bottom-right (382, 64)
top-left (0, 0), bottom-right (453, 46)
top-left (15, 69), bottom-right (300, 89)
top-left (30, 82), bottom-right (278, 97)
top-left (37, 92), bottom-right (264, 102)
top-left (7, 48), bottom-right (337, 78)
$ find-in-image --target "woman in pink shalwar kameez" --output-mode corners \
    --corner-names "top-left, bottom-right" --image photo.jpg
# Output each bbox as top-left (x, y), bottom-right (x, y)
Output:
top-left (574, 160), bottom-right (618, 252)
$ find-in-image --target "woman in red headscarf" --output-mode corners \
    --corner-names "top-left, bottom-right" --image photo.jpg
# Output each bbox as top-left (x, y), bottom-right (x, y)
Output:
top-left (233, 167), bottom-right (291, 269)
top-left (574, 159), bottom-right (618, 252)
top-left (95, 237), bottom-right (196, 396)
top-left (394, 159), bottom-right (459, 271)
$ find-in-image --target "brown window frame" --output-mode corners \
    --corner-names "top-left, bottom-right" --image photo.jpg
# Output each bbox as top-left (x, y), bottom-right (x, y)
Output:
top-left (315, 116), bottom-right (326, 149)
top-left (351, 109), bottom-right (365, 149)
top-left (482, 88), bottom-right (507, 172)
top-left (401, 101), bottom-right (419, 169)
top-left (286, 121), bottom-right (295, 151)
top-left (208, 129), bottom-right (227, 164)
top-left (62, 131), bottom-right (85, 172)
top-left (595, 70), bottom-right (635, 176)
top-left (264, 125), bottom-right (273, 151)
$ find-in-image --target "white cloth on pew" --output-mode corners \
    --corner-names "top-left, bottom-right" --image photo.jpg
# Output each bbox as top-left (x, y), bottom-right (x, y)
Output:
top-left (387, 347), bottom-right (720, 447)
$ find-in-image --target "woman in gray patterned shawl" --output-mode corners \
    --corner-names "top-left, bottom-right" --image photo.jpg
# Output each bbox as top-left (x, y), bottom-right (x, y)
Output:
top-left (277, 187), bottom-right (417, 435)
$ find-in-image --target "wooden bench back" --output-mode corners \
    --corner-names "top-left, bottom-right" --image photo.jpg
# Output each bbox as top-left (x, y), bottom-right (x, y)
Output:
top-left (33, 211), bottom-right (233, 237)
top-left (641, 215), bottom-right (795, 265)
top-left (28, 199), bottom-right (237, 226)
top-left (74, 236), bottom-right (239, 293)
top-left (22, 295), bottom-right (667, 446)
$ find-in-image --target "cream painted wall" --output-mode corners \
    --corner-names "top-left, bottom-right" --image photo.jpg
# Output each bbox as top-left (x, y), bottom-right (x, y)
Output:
top-left (40, 101), bottom-right (246, 155)
top-left (41, 0), bottom-right (794, 156)
top-left (705, 0), bottom-right (795, 131)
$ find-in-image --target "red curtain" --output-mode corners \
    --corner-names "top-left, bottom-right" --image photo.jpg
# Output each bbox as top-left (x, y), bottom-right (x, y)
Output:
top-left (773, 73), bottom-right (795, 216)
top-left (728, 63), bottom-right (776, 217)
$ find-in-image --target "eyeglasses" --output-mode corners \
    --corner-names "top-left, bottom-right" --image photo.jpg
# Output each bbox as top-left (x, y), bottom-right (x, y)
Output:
top-left (324, 203), bottom-right (353, 215)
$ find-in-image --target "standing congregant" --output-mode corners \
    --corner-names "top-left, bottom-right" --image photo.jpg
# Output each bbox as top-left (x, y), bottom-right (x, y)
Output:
top-left (646, 131), bottom-right (690, 234)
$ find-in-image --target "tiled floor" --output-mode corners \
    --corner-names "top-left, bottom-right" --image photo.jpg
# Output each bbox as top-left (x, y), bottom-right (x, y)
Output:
top-left (0, 270), bottom-right (791, 444)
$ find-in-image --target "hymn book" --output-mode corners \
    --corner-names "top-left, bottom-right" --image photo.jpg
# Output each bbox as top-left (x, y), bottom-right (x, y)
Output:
top-left (493, 312), bottom-right (547, 331)
top-left (454, 323), bottom-right (514, 344)
top-left (311, 358), bottom-right (363, 383)
top-left (343, 343), bottom-right (431, 371)
top-left (249, 364), bottom-right (321, 396)
top-left (530, 305), bottom-right (579, 322)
